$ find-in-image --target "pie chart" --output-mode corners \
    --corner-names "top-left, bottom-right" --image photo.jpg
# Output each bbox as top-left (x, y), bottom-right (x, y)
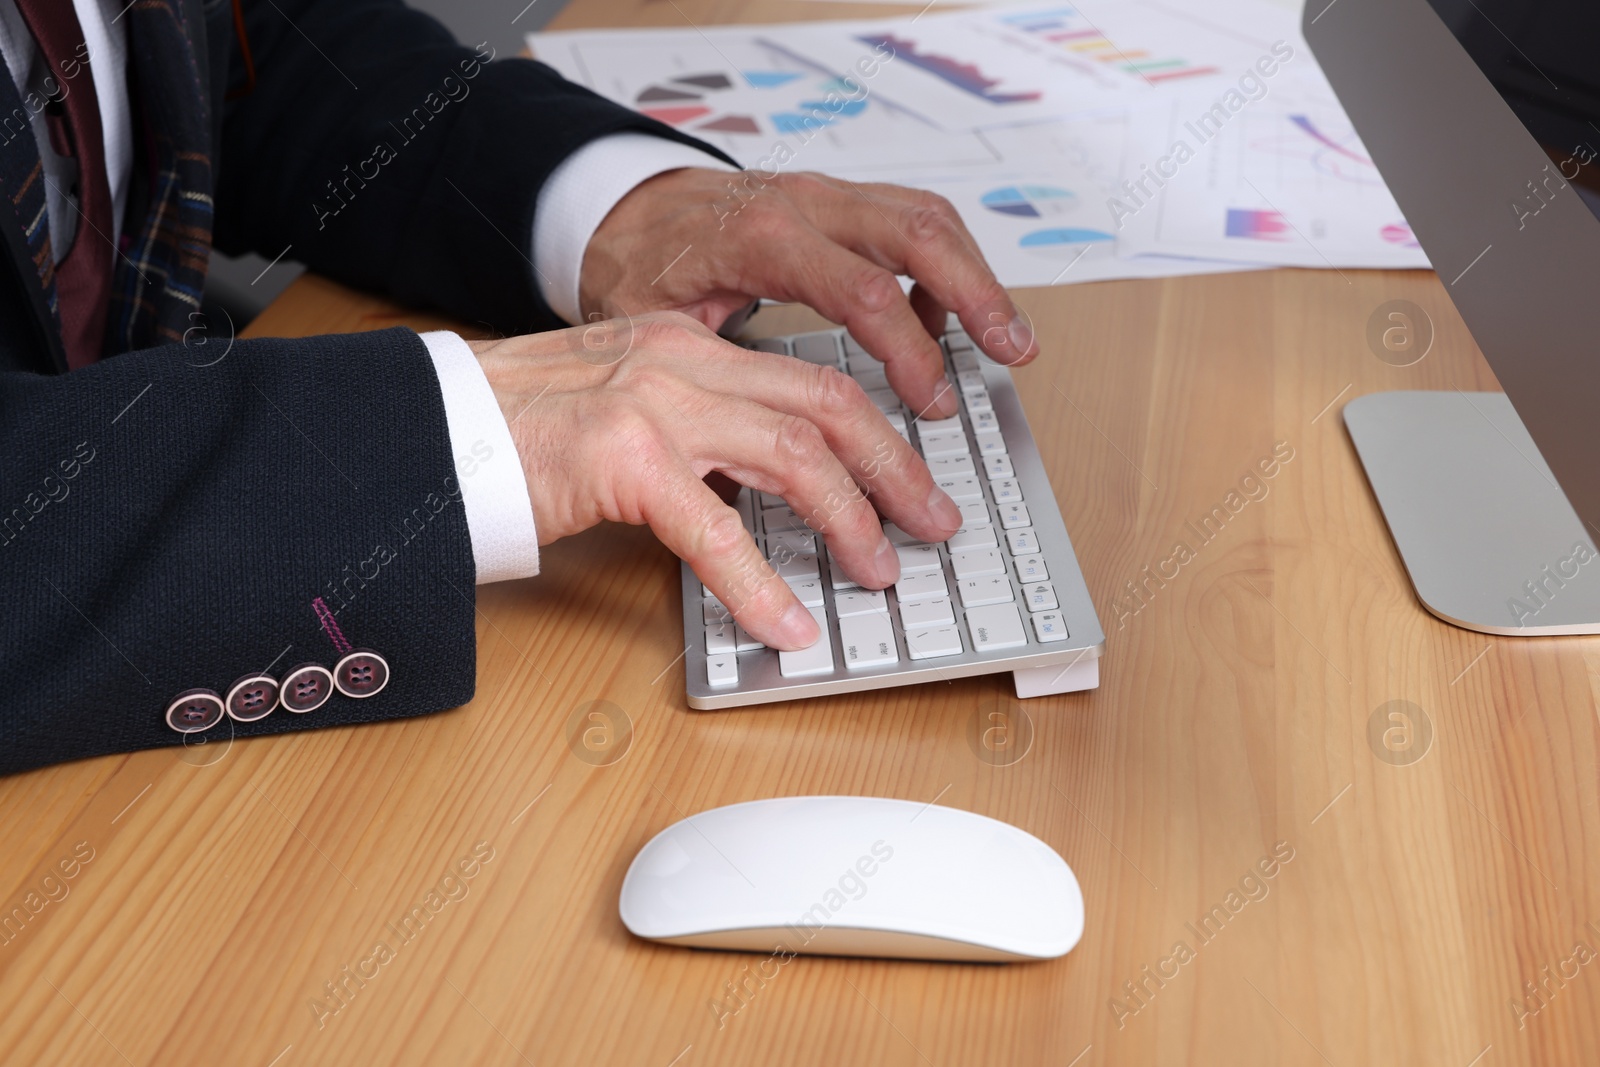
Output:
top-left (632, 69), bottom-right (867, 139)
top-left (1018, 227), bottom-right (1114, 260)
top-left (634, 72), bottom-right (762, 136)
top-left (982, 185), bottom-right (1077, 218)
top-left (1019, 228), bottom-right (1113, 246)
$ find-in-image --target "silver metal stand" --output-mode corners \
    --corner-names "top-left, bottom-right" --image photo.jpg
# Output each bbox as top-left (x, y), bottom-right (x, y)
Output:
top-left (1344, 391), bottom-right (1600, 635)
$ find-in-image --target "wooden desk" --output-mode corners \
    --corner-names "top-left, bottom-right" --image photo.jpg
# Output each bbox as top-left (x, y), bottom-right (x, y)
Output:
top-left (5, 2), bottom-right (1600, 1064)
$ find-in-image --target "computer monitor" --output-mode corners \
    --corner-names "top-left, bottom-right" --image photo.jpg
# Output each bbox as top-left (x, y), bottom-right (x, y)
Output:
top-left (1305, 0), bottom-right (1600, 635)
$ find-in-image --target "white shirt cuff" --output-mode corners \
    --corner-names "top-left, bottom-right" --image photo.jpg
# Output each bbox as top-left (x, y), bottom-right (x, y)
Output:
top-left (419, 330), bottom-right (541, 583)
top-left (532, 132), bottom-right (739, 325)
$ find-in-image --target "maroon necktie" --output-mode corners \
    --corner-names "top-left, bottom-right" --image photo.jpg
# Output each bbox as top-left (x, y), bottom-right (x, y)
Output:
top-left (14, 0), bottom-right (114, 368)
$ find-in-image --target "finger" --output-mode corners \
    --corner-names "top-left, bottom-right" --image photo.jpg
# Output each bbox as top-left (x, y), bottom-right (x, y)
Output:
top-left (731, 207), bottom-right (958, 420)
top-left (798, 176), bottom-right (1039, 367)
top-left (658, 340), bottom-right (964, 545)
top-left (632, 439), bottom-right (819, 651)
top-left (668, 387), bottom-right (905, 591)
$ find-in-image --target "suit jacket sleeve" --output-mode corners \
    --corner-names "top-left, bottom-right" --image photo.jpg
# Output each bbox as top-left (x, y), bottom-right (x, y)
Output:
top-left (212, 0), bottom-right (736, 334)
top-left (0, 328), bottom-right (477, 775)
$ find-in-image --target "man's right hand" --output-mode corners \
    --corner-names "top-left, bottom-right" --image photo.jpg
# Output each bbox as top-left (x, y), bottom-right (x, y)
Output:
top-left (471, 312), bottom-right (964, 650)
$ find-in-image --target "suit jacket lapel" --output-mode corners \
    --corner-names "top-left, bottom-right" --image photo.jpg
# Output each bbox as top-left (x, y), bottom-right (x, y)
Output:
top-left (0, 63), bottom-right (67, 373)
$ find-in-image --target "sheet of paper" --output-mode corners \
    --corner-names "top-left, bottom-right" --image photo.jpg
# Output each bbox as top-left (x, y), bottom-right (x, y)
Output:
top-left (527, 0), bottom-right (1430, 285)
top-left (527, 26), bottom-right (997, 173)
top-left (1114, 94), bottom-right (1430, 268)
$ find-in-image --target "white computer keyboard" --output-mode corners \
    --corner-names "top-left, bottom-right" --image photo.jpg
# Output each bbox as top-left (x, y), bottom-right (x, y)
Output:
top-left (682, 324), bottom-right (1104, 709)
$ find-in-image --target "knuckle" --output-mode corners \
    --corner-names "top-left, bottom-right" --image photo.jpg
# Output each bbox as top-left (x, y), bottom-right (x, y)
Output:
top-left (774, 414), bottom-right (829, 468)
top-left (701, 507), bottom-right (756, 561)
top-left (633, 310), bottom-right (708, 350)
top-left (811, 365), bottom-right (869, 419)
top-left (617, 360), bottom-right (680, 400)
top-left (609, 405), bottom-right (664, 456)
top-left (743, 200), bottom-right (795, 243)
top-left (901, 202), bottom-right (957, 243)
top-left (835, 491), bottom-right (878, 538)
top-left (853, 268), bottom-right (901, 313)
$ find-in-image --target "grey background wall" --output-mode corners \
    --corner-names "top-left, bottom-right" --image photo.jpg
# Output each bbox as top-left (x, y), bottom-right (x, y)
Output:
top-left (204, 0), bottom-right (572, 325)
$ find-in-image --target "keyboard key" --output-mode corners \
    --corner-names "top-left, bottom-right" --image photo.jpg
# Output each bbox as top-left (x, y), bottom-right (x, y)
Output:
top-left (916, 416), bottom-right (963, 435)
top-left (958, 575), bottom-right (1014, 608)
top-left (947, 525), bottom-right (997, 552)
top-left (855, 368), bottom-right (889, 391)
top-left (895, 543), bottom-right (943, 575)
top-left (768, 528), bottom-right (816, 555)
top-left (999, 503), bottom-right (1031, 530)
top-left (944, 331), bottom-right (975, 353)
top-left (957, 369), bottom-right (986, 395)
top-left (918, 431), bottom-right (969, 459)
top-left (949, 347), bottom-right (980, 372)
top-left (750, 337), bottom-right (789, 355)
top-left (843, 333), bottom-right (869, 357)
top-left (705, 623), bottom-right (736, 655)
top-left (984, 453), bottom-right (1015, 479)
top-left (971, 411), bottom-right (999, 435)
top-left (1032, 611), bottom-right (1069, 642)
top-left (762, 506), bottom-right (807, 532)
top-left (734, 623), bottom-right (765, 652)
top-left (840, 613), bottom-right (898, 669)
top-left (1023, 581), bottom-right (1058, 612)
top-left (703, 598), bottom-right (733, 625)
top-left (929, 455), bottom-right (976, 477)
top-left (772, 552), bottom-right (820, 581)
top-left (906, 625), bottom-right (963, 660)
top-left (865, 388), bottom-right (901, 412)
top-left (936, 475), bottom-right (984, 503)
top-left (974, 433), bottom-right (1008, 458)
top-left (787, 579), bottom-right (825, 607)
top-left (758, 491), bottom-right (786, 510)
top-left (1006, 528), bottom-right (1039, 555)
top-left (793, 333), bottom-right (839, 366)
top-left (831, 570), bottom-right (863, 591)
top-left (965, 388), bottom-right (993, 416)
top-left (966, 603), bottom-right (1028, 652)
top-left (899, 595), bottom-right (955, 628)
top-left (1014, 556), bottom-right (1050, 582)
top-left (951, 548), bottom-right (1006, 579)
top-left (958, 502), bottom-right (990, 528)
top-left (882, 523), bottom-right (919, 545)
top-left (991, 479), bottom-right (1023, 504)
top-left (778, 606), bottom-right (834, 677)
top-left (835, 589), bottom-right (889, 617)
top-left (895, 571), bottom-right (949, 603)
top-left (707, 655), bottom-right (739, 687)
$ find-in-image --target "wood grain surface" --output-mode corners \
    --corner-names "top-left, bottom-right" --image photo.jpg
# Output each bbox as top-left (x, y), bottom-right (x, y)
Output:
top-left (3, 1), bottom-right (1598, 1064)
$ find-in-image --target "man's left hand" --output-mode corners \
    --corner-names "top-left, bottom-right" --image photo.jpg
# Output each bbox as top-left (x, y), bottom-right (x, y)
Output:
top-left (578, 168), bottom-right (1038, 421)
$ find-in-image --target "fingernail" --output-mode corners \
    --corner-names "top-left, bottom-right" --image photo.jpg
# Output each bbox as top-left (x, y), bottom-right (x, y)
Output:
top-left (780, 602), bottom-right (819, 648)
top-left (874, 537), bottom-right (901, 585)
top-left (1005, 313), bottom-right (1035, 362)
top-left (928, 485), bottom-right (962, 530)
top-left (930, 379), bottom-right (956, 417)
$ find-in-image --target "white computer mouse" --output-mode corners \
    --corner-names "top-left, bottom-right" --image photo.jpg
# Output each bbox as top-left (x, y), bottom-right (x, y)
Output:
top-left (618, 795), bottom-right (1084, 962)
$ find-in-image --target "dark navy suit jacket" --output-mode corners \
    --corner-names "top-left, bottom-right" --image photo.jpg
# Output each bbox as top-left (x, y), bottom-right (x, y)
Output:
top-left (0, 0), bottom-right (724, 774)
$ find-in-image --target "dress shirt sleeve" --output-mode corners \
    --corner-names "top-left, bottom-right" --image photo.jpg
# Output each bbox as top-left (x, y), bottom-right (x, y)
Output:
top-left (531, 132), bottom-right (740, 325)
top-left (418, 330), bottom-right (541, 583)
